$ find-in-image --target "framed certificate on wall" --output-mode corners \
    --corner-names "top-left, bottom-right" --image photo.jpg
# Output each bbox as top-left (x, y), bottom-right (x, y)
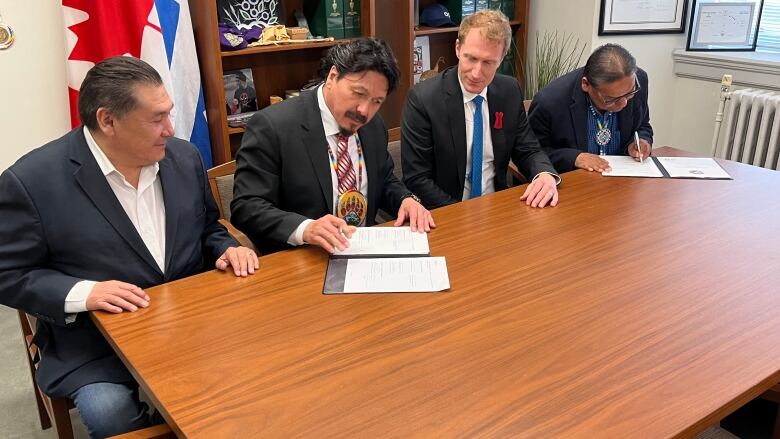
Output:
top-left (599, 0), bottom-right (688, 35)
top-left (687, 0), bottom-right (765, 51)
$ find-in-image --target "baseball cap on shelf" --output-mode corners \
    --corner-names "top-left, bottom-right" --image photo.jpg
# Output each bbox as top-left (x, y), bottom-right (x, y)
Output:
top-left (420, 3), bottom-right (455, 27)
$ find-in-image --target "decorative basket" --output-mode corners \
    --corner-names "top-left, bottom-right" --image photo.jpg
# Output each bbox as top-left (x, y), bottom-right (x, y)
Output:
top-left (286, 27), bottom-right (308, 40)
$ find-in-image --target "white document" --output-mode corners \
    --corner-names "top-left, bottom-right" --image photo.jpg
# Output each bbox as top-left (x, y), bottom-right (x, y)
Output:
top-left (655, 157), bottom-right (732, 179)
top-left (611, 0), bottom-right (680, 23)
top-left (601, 155), bottom-right (664, 177)
top-left (342, 257), bottom-right (450, 293)
top-left (696, 4), bottom-right (754, 45)
top-left (334, 227), bottom-right (429, 256)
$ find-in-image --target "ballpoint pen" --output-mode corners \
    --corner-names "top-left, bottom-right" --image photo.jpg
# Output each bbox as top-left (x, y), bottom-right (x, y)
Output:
top-left (634, 131), bottom-right (643, 163)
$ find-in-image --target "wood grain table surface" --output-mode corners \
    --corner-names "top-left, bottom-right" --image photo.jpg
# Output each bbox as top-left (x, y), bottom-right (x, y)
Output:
top-left (93, 147), bottom-right (780, 438)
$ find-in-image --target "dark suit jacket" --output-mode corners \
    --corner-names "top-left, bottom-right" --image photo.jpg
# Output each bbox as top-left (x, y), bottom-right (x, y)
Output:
top-left (0, 128), bottom-right (236, 397)
top-left (231, 89), bottom-right (409, 254)
top-left (528, 67), bottom-right (654, 173)
top-left (400, 67), bottom-right (557, 209)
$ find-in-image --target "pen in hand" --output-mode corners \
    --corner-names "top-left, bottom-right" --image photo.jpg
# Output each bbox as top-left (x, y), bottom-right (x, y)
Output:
top-left (634, 131), bottom-right (643, 163)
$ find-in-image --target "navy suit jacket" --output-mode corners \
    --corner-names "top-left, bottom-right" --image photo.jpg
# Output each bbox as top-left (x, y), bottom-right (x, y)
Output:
top-left (0, 128), bottom-right (236, 397)
top-left (528, 67), bottom-right (653, 173)
top-left (231, 89), bottom-right (409, 255)
top-left (401, 67), bottom-right (557, 209)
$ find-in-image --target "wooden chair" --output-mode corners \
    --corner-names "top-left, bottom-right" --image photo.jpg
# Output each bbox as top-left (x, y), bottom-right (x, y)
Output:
top-left (18, 310), bottom-right (76, 439)
top-left (18, 311), bottom-right (176, 439)
top-left (206, 160), bottom-right (257, 251)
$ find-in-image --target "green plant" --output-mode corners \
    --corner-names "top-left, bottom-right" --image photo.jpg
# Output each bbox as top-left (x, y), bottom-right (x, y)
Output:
top-left (520, 30), bottom-right (586, 100)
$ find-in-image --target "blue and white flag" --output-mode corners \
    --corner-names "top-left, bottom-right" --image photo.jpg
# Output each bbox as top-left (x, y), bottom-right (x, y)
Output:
top-left (63, 0), bottom-right (213, 167)
top-left (154, 0), bottom-right (212, 167)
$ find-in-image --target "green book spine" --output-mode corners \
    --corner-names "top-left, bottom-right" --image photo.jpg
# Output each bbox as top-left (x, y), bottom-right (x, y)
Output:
top-left (501, 0), bottom-right (514, 19)
top-left (443, 0), bottom-right (468, 23)
top-left (487, 0), bottom-right (502, 10)
top-left (306, 0), bottom-right (345, 39)
top-left (344, 0), bottom-right (361, 37)
top-left (475, 0), bottom-right (488, 12)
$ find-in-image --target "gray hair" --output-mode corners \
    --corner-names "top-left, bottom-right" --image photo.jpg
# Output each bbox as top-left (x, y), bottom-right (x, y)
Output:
top-left (78, 56), bottom-right (163, 129)
top-left (583, 44), bottom-right (636, 87)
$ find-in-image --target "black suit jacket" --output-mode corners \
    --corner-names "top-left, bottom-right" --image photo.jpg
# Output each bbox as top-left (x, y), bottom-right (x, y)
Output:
top-left (0, 128), bottom-right (236, 397)
top-left (401, 67), bottom-right (557, 209)
top-left (528, 67), bottom-right (654, 173)
top-left (231, 89), bottom-right (409, 254)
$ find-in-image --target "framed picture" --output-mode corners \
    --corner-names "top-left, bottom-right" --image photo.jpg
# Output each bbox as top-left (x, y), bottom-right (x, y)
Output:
top-left (223, 68), bottom-right (258, 127)
top-left (599, 0), bottom-right (688, 35)
top-left (686, 0), bottom-right (764, 51)
top-left (412, 36), bottom-right (430, 84)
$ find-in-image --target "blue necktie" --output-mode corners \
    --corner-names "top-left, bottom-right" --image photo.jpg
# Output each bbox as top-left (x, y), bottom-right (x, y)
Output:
top-left (470, 95), bottom-right (484, 199)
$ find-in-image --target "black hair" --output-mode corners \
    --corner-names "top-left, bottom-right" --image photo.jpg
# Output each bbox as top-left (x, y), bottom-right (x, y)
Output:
top-left (583, 43), bottom-right (637, 87)
top-left (318, 37), bottom-right (400, 94)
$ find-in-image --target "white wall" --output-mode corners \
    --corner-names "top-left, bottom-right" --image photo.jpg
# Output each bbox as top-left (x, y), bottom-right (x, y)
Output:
top-left (528, 0), bottom-right (693, 150)
top-left (670, 77), bottom-right (722, 153)
top-left (0, 1), bottom-right (70, 171)
top-left (527, 0), bottom-right (594, 58)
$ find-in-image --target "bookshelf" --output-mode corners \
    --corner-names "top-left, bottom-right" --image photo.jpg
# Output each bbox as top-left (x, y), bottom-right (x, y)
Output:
top-left (190, 0), bottom-right (528, 165)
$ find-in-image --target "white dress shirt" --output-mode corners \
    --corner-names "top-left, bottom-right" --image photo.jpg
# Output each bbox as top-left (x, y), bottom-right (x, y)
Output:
top-left (457, 72), bottom-right (560, 201)
top-left (64, 127), bottom-right (166, 316)
top-left (458, 75), bottom-right (495, 200)
top-left (287, 85), bottom-right (369, 245)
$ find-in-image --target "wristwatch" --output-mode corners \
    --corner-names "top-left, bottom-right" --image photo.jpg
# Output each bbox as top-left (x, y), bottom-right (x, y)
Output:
top-left (401, 193), bottom-right (422, 204)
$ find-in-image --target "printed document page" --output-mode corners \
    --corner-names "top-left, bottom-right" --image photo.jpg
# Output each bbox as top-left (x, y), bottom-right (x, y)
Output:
top-left (655, 157), bottom-right (732, 179)
top-left (334, 227), bottom-right (429, 256)
top-left (601, 155), bottom-right (663, 177)
top-left (342, 257), bottom-right (450, 293)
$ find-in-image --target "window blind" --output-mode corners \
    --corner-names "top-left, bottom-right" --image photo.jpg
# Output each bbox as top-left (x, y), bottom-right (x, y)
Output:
top-left (758, 0), bottom-right (780, 51)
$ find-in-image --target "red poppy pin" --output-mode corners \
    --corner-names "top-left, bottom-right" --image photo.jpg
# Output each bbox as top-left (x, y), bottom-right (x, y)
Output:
top-left (494, 112), bottom-right (504, 129)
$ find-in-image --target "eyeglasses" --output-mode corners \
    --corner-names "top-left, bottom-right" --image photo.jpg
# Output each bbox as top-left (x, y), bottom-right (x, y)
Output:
top-left (596, 78), bottom-right (641, 108)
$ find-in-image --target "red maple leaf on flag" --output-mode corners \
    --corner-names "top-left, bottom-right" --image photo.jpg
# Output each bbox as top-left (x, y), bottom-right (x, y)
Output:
top-left (63, 0), bottom-right (157, 63)
top-left (63, 0), bottom-right (159, 126)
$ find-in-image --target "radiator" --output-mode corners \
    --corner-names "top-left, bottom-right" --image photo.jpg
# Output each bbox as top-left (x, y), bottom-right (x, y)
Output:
top-left (717, 88), bottom-right (780, 170)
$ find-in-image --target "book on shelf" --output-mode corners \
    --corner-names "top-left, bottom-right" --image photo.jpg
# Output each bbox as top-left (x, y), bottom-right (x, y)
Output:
top-left (343, 0), bottom-right (361, 37)
top-left (487, 0), bottom-right (502, 11)
top-left (443, 0), bottom-right (476, 24)
top-left (475, 0), bottom-right (488, 12)
top-left (305, 0), bottom-right (345, 39)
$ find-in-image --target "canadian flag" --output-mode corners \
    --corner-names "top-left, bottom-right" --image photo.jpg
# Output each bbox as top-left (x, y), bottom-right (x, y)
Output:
top-left (62, 0), bottom-right (212, 166)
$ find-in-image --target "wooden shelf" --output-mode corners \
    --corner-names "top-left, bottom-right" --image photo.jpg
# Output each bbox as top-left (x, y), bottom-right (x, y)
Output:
top-left (192, 0), bottom-right (529, 165)
top-left (414, 20), bottom-right (521, 36)
top-left (414, 25), bottom-right (460, 36)
top-left (221, 39), bottom-right (352, 57)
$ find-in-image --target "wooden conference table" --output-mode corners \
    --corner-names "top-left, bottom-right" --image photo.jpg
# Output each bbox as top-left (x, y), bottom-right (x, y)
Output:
top-left (93, 148), bottom-right (780, 438)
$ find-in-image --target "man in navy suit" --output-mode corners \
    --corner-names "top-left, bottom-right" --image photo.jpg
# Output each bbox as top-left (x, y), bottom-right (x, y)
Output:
top-left (528, 44), bottom-right (653, 174)
top-left (0, 57), bottom-right (257, 438)
top-left (401, 9), bottom-right (560, 210)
